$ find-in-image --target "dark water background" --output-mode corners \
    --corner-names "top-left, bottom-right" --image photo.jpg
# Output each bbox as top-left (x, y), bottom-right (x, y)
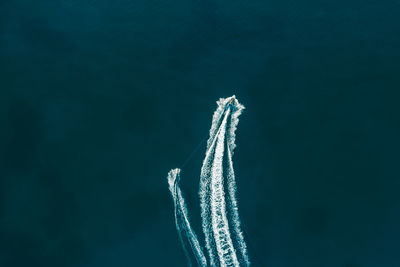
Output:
top-left (1, 1), bottom-right (399, 266)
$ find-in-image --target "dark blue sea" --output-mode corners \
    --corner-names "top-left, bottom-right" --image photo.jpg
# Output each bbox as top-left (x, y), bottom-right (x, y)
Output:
top-left (1, 1), bottom-right (399, 266)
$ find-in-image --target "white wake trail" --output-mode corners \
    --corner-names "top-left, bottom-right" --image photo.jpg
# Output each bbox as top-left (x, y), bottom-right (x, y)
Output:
top-left (168, 95), bottom-right (250, 267)
top-left (209, 109), bottom-right (239, 266)
top-left (225, 100), bottom-right (249, 266)
top-left (226, 142), bottom-right (250, 266)
top-left (168, 169), bottom-right (208, 267)
top-left (199, 101), bottom-right (230, 266)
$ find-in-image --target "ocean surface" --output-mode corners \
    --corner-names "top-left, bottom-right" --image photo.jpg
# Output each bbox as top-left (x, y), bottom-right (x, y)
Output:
top-left (1, 1), bottom-right (399, 266)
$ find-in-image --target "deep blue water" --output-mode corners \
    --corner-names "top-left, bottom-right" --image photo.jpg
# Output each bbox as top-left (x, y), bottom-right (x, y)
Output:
top-left (1, 1), bottom-right (399, 266)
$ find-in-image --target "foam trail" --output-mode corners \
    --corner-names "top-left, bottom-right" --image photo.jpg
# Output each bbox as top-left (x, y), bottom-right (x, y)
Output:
top-left (168, 169), bottom-right (208, 267)
top-left (226, 133), bottom-right (250, 266)
top-left (209, 109), bottom-right (239, 266)
top-left (168, 95), bottom-right (249, 266)
top-left (199, 96), bottom-right (248, 266)
top-left (199, 107), bottom-right (229, 266)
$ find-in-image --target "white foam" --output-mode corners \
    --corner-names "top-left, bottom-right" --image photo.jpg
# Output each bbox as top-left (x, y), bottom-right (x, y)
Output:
top-left (168, 96), bottom-right (249, 266)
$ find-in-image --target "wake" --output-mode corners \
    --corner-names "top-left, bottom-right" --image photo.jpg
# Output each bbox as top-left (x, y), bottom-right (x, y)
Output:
top-left (167, 96), bottom-right (250, 267)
